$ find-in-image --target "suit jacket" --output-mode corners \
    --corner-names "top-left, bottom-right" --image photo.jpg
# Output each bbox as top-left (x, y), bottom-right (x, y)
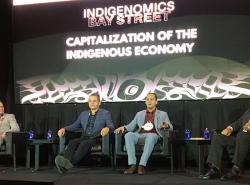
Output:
top-left (0, 113), bottom-right (20, 133)
top-left (124, 109), bottom-right (173, 137)
top-left (64, 108), bottom-right (114, 137)
top-left (230, 109), bottom-right (250, 133)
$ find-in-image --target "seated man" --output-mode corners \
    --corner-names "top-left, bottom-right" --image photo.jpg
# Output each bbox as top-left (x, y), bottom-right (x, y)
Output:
top-left (0, 100), bottom-right (20, 149)
top-left (200, 109), bottom-right (250, 181)
top-left (55, 94), bottom-right (114, 173)
top-left (115, 93), bottom-right (173, 175)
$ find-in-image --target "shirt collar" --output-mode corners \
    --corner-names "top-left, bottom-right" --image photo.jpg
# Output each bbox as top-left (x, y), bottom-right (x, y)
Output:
top-left (146, 108), bottom-right (156, 114)
top-left (89, 109), bottom-right (99, 116)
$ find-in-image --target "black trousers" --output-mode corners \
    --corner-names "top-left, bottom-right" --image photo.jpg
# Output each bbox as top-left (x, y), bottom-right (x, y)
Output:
top-left (64, 136), bottom-right (100, 165)
top-left (207, 131), bottom-right (250, 168)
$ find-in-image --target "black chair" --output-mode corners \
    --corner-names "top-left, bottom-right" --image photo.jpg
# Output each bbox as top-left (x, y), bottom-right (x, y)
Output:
top-left (114, 131), bottom-right (174, 175)
top-left (0, 131), bottom-right (28, 171)
top-left (58, 131), bottom-right (113, 168)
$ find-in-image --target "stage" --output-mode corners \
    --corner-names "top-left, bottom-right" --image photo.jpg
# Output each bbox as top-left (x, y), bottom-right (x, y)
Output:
top-left (0, 166), bottom-right (249, 185)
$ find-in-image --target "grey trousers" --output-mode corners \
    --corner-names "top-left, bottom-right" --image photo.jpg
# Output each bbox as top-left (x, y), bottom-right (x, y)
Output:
top-left (207, 131), bottom-right (250, 168)
top-left (124, 132), bottom-right (159, 166)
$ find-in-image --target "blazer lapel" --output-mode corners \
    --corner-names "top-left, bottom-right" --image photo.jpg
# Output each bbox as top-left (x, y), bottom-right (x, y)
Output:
top-left (141, 110), bottom-right (146, 127)
top-left (83, 111), bottom-right (90, 130)
top-left (93, 110), bottom-right (100, 130)
top-left (154, 109), bottom-right (159, 127)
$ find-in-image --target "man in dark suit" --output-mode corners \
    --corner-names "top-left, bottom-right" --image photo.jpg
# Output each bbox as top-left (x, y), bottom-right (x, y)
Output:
top-left (55, 94), bottom-right (114, 173)
top-left (200, 109), bottom-right (250, 181)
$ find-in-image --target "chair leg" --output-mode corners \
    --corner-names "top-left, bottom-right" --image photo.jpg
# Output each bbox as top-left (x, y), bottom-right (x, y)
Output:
top-left (170, 144), bottom-right (173, 175)
top-left (171, 156), bottom-right (173, 175)
top-left (110, 144), bottom-right (115, 170)
top-left (13, 144), bottom-right (16, 171)
top-left (111, 156), bottom-right (115, 171)
top-left (114, 154), bottom-right (117, 170)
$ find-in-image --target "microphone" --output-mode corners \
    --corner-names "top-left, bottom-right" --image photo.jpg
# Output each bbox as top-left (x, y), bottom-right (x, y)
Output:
top-left (0, 113), bottom-right (4, 118)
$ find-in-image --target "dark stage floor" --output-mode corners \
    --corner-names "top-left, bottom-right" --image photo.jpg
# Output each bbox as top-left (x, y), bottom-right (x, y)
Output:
top-left (0, 166), bottom-right (249, 185)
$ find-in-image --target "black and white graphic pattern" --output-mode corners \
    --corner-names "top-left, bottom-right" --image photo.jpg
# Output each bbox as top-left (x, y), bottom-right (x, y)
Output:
top-left (17, 56), bottom-right (250, 103)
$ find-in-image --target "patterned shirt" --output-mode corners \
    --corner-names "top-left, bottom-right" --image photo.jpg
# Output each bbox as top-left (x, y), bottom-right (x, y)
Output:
top-left (85, 111), bottom-right (98, 137)
top-left (140, 109), bottom-right (157, 134)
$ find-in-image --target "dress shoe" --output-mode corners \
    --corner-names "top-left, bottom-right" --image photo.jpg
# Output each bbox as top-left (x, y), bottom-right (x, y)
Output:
top-left (220, 166), bottom-right (240, 181)
top-left (55, 156), bottom-right (67, 174)
top-left (56, 165), bottom-right (68, 174)
top-left (64, 158), bottom-right (74, 170)
top-left (137, 165), bottom-right (145, 175)
top-left (199, 168), bottom-right (220, 180)
top-left (124, 165), bottom-right (137, 174)
top-left (220, 172), bottom-right (239, 181)
top-left (55, 155), bottom-right (73, 174)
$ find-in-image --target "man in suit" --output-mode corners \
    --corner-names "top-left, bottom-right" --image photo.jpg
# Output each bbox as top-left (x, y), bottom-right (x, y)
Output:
top-left (200, 109), bottom-right (250, 181)
top-left (0, 100), bottom-right (20, 148)
top-left (115, 93), bottom-right (173, 175)
top-left (55, 94), bottom-right (114, 173)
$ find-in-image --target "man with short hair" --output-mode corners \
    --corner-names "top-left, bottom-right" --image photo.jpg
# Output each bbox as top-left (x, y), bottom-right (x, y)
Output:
top-left (55, 94), bottom-right (114, 173)
top-left (200, 109), bottom-right (250, 181)
top-left (0, 100), bottom-right (20, 149)
top-left (115, 93), bottom-right (173, 175)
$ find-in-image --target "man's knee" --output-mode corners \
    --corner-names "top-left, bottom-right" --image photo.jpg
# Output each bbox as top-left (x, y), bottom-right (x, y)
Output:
top-left (145, 134), bottom-right (158, 145)
top-left (211, 134), bottom-right (224, 144)
top-left (125, 132), bottom-right (135, 140)
top-left (78, 139), bottom-right (95, 147)
top-left (235, 132), bottom-right (249, 144)
top-left (67, 138), bottom-right (82, 149)
top-left (68, 140), bottom-right (77, 146)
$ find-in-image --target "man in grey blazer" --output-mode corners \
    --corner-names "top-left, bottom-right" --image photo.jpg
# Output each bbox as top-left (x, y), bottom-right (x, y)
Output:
top-left (0, 100), bottom-right (20, 148)
top-left (115, 93), bottom-right (173, 175)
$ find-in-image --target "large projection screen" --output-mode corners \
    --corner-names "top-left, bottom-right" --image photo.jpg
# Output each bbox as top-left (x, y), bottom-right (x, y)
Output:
top-left (13, 0), bottom-right (250, 103)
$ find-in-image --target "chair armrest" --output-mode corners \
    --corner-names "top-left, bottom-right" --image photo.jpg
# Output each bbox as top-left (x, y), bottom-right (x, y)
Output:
top-left (161, 130), bottom-right (176, 155)
top-left (58, 135), bottom-right (66, 155)
top-left (162, 135), bottom-right (170, 155)
top-left (101, 133), bottom-right (110, 155)
top-left (4, 132), bottom-right (12, 154)
top-left (58, 131), bottom-right (81, 155)
top-left (115, 133), bottom-right (124, 154)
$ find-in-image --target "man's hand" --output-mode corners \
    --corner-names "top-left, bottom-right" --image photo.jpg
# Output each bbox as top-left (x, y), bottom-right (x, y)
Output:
top-left (114, 126), bottom-right (125, 134)
top-left (221, 127), bottom-right (233, 136)
top-left (57, 128), bottom-right (65, 137)
top-left (243, 121), bottom-right (250, 133)
top-left (0, 132), bottom-right (5, 139)
top-left (160, 122), bottom-right (169, 129)
top-left (100, 127), bottom-right (110, 136)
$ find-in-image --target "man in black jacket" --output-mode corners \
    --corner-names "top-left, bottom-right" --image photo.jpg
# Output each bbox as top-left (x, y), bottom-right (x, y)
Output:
top-left (200, 109), bottom-right (250, 181)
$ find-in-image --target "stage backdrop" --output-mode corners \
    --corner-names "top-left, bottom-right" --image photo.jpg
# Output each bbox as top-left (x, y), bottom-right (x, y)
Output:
top-left (13, 0), bottom-right (250, 104)
top-left (9, 0), bottom-right (250, 165)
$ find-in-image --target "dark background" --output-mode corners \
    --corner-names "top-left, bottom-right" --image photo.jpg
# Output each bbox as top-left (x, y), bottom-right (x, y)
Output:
top-left (1, 0), bottom-right (250, 165)
top-left (12, 0), bottom-right (250, 103)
